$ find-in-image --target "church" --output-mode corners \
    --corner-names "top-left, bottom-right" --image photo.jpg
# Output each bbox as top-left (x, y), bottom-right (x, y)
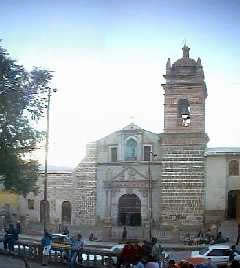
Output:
top-left (18, 46), bottom-right (240, 240)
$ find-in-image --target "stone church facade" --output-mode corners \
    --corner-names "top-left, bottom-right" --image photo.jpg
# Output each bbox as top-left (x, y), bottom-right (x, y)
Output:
top-left (19, 46), bottom-right (240, 240)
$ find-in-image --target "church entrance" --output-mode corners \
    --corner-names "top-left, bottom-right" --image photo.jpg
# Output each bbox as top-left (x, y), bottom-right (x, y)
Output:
top-left (228, 190), bottom-right (240, 220)
top-left (118, 194), bottom-right (141, 226)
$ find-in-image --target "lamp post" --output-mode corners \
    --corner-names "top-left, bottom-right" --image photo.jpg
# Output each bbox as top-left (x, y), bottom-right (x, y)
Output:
top-left (43, 87), bottom-right (56, 231)
top-left (148, 151), bottom-right (157, 241)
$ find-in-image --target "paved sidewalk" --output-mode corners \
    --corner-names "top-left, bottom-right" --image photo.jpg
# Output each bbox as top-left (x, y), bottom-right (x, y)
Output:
top-left (16, 234), bottom-right (211, 250)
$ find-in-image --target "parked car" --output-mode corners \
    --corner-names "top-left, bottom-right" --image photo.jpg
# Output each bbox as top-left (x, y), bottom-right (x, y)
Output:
top-left (191, 244), bottom-right (240, 265)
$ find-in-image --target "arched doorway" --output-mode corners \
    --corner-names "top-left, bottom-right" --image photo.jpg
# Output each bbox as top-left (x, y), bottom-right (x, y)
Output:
top-left (228, 190), bottom-right (240, 220)
top-left (62, 201), bottom-right (71, 224)
top-left (118, 194), bottom-right (141, 226)
top-left (40, 200), bottom-right (50, 223)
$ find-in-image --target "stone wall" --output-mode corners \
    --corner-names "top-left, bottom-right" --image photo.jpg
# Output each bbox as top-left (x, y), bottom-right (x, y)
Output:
top-left (72, 142), bottom-right (97, 226)
top-left (159, 133), bottom-right (207, 227)
top-left (19, 172), bottom-right (73, 224)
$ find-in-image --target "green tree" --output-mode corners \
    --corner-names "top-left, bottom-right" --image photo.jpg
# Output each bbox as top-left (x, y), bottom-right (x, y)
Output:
top-left (0, 43), bottom-right (54, 196)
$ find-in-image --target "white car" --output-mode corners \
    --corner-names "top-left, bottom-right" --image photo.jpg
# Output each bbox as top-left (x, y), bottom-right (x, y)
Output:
top-left (191, 244), bottom-right (240, 265)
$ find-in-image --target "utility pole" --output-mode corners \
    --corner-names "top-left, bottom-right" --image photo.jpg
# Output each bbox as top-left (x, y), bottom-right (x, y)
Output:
top-left (43, 88), bottom-right (57, 231)
top-left (148, 151), bottom-right (157, 241)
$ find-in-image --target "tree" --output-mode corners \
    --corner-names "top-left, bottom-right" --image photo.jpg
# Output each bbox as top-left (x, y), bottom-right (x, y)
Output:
top-left (0, 43), bottom-right (55, 196)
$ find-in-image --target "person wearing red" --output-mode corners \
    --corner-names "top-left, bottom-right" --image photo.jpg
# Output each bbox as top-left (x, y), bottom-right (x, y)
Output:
top-left (117, 242), bottom-right (134, 268)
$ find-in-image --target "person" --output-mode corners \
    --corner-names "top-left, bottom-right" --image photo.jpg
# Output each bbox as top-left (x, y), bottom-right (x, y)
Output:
top-left (134, 256), bottom-right (145, 268)
top-left (197, 230), bottom-right (204, 238)
top-left (145, 255), bottom-right (159, 268)
top-left (231, 260), bottom-right (240, 268)
top-left (62, 226), bottom-right (70, 236)
top-left (89, 232), bottom-right (94, 241)
top-left (7, 223), bottom-right (18, 252)
top-left (168, 259), bottom-right (177, 268)
top-left (89, 232), bottom-right (97, 241)
top-left (3, 227), bottom-right (9, 251)
top-left (229, 245), bottom-right (237, 263)
top-left (151, 237), bottom-right (163, 267)
top-left (207, 258), bottom-right (217, 268)
top-left (41, 231), bottom-right (52, 266)
top-left (117, 242), bottom-right (134, 268)
top-left (205, 229), bottom-right (211, 243)
top-left (69, 233), bottom-right (84, 268)
top-left (122, 226), bottom-right (127, 241)
top-left (236, 224), bottom-right (240, 245)
top-left (16, 220), bottom-right (21, 234)
top-left (143, 240), bottom-right (153, 260)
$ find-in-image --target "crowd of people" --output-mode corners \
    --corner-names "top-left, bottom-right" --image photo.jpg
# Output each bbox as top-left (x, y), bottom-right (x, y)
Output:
top-left (41, 229), bottom-right (85, 267)
top-left (184, 230), bottom-right (229, 246)
top-left (2, 223), bottom-right (240, 268)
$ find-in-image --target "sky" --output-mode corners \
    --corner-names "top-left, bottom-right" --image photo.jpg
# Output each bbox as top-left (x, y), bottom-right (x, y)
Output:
top-left (1, 0), bottom-right (240, 168)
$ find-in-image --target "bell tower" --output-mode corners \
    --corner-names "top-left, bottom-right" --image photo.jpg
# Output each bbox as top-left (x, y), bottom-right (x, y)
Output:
top-left (163, 44), bottom-right (207, 133)
top-left (160, 46), bottom-right (208, 227)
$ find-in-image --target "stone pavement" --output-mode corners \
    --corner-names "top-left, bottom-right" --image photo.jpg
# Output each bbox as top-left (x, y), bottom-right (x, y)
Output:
top-left (0, 219), bottom-right (237, 251)
top-left (2, 233), bottom-right (233, 251)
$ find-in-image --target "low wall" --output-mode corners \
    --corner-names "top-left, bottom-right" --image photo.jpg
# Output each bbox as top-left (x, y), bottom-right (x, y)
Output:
top-left (0, 240), bottom-right (118, 267)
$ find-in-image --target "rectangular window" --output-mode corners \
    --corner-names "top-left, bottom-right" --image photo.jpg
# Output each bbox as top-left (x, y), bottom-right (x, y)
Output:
top-left (111, 147), bottom-right (118, 162)
top-left (28, 199), bottom-right (34, 210)
top-left (144, 146), bottom-right (152, 161)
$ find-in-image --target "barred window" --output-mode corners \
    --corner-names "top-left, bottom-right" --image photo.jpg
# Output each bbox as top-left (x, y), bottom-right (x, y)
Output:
top-left (111, 147), bottom-right (118, 162)
top-left (229, 160), bottom-right (239, 176)
top-left (28, 199), bottom-right (34, 210)
top-left (144, 146), bottom-right (151, 161)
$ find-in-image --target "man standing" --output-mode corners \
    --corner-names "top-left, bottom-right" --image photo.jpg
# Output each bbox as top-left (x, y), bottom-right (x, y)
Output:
top-left (122, 226), bottom-right (127, 241)
top-left (69, 233), bottom-right (84, 268)
top-left (236, 224), bottom-right (240, 245)
top-left (41, 231), bottom-right (52, 266)
top-left (16, 220), bottom-right (21, 234)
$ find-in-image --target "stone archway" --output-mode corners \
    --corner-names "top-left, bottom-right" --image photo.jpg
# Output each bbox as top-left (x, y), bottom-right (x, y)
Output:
top-left (40, 200), bottom-right (50, 223)
top-left (62, 201), bottom-right (71, 224)
top-left (118, 194), bottom-right (141, 226)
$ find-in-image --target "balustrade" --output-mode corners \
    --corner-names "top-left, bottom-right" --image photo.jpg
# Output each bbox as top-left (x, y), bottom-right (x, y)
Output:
top-left (2, 240), bottom-right (118, 267)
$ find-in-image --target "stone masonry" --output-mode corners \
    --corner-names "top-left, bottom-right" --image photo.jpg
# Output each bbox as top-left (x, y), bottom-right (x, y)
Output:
top-left (160, 45), bottom-right (208, 227)
top-left (72, 142), bottom-right (97, 225)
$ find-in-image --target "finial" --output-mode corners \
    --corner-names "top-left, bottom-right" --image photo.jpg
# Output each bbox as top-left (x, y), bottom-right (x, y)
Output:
top-left (197, 57), bottom-right (202, 65)
top-left (166, 58), bottom-right (171, 72)
top-left (182, 44), bottom-right (190, 58)
top-left (129, 115), bottom-right (135, 124)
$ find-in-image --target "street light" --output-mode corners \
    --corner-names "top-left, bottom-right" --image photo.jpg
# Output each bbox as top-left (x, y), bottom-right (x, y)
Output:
top-left (43, 87), bottom-right (57, 231)
top-left (148, 151), bottom-right (157, 241)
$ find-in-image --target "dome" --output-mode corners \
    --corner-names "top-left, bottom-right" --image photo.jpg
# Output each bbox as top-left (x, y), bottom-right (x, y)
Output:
top-left (173, 44), bottom-right (197, 66)
top-left (174, 57), bottom-right (197, 66)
